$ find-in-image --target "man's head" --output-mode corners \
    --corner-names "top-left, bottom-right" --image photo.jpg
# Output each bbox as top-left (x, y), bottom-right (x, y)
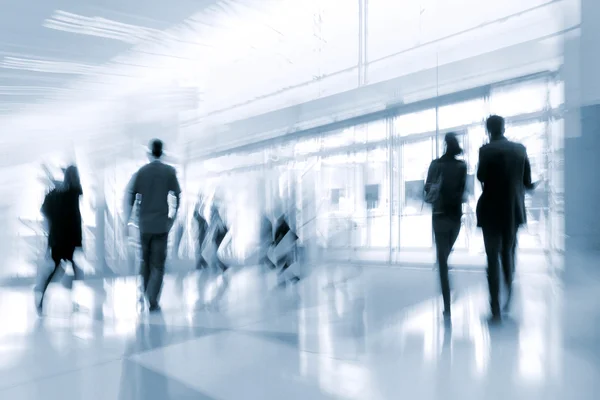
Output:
top-left (149, 139), bottom-right (163, 159)
top-left (485, 115), bottom-right (505, 140)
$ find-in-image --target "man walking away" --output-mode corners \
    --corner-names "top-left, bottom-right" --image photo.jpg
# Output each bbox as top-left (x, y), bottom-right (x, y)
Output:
top-left (476, 115), bottom-right (537, 322)
top-left (125, 139), bottom-right (181, 312)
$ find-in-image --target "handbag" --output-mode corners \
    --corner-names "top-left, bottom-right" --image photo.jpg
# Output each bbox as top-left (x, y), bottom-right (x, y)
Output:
top-left (424, 161), bottom-right (443, 205)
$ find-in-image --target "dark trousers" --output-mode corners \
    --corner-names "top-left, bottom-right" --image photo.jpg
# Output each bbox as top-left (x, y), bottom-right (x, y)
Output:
top-left (433, 216), bottom-right (461, 313)
top-left (140, 232), bottom-right (168, 308)
top-left (40, 246), bottom-right (82, 301)
top-left (482, 225), bottom-right (517, 316)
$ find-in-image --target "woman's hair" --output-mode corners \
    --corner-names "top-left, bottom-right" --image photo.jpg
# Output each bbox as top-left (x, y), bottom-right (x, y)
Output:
top-left (61, 165), bottom-right (83, 194)
top-left (444, 132), bottom-right (463, 158)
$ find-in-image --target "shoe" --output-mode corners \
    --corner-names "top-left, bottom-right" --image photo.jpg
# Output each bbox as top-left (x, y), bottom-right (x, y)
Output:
top-left (488, 313), bottom-right (502, 325)
top-left (149, 305), bottom-right (161, 312)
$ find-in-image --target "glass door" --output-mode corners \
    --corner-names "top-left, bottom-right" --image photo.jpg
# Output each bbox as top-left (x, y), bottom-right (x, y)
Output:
top-left (365, 147), bottom-right (390, 248)
top-left (398, 137), bottom-right (435, 249)
top-left (295, 156), bottom-right (320, 260)
top-left (319, 154), bottom-right (360, 249)
top-left (506, 121), bottom-right (548, 250)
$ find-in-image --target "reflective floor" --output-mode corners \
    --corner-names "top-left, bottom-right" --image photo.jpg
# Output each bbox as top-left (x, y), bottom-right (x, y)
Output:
top-left (0, 264), bottom-right (597, 399)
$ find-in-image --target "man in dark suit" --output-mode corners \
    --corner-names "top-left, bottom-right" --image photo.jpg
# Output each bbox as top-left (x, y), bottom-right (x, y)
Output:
top-left (125, 139), bottom-right (181, 312)
top-left (477, 115), bottom-right (537, 320)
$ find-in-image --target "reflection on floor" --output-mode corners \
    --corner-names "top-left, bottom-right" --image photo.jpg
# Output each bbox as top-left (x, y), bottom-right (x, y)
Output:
top-left (0, 264), bottom-right (597, 399)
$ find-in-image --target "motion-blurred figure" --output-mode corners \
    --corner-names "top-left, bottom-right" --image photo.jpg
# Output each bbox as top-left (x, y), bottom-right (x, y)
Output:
top-left (171, 213), bottom-right (186, 260)
top-left (259, 212), bottom-right (276, 270)
top-left (206, 199), bottom-right (229, 273)
top-left (477, 115), bottom-right (538, 321)
top-left (193, 194), bottom-right (209, 270)
top-left (125, 139), bottom-right (181, 312)
top-left (425, 132), bottom-right (467, 319)
top-left (272, 207), bottom-right (300, 287)
top-left (36, 165), bottom-right (84, 315)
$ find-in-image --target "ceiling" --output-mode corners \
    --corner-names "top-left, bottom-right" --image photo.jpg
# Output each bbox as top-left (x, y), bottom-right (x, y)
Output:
top-left (0, 0), bottom-right (567, 168)
top-left (0, 0), bottom-right (212, 115)
top-left (0, 0), bottom-right (565, 121)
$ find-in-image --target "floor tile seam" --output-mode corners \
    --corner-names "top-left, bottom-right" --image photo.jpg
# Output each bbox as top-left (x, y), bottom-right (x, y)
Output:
top-left (225, 302), bottom-right (330, 329)
top-left (191, 296), bottom-right (332, 330)
top-left (127, 361), bottom-right (220, 399)
top-left (128, 317), bottom-right (278, 357)
top-left (0, 356), bottom-right (124, 393)
top-left (231, 329), bottom-right (367, 362)
top-left (126, 303), bottom-right (332, 358)
top-left (123, 328), bottom-right (232, 358)
top-left (122, 297), bottom-right (324, 324)
top-left (294, 347), bottom-right (366, 363)
top-left (126, 359), bottom-right (221, 399)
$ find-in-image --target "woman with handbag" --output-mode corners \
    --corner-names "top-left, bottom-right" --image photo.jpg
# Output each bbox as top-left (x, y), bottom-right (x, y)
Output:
top-left (424, 133), bottom-right (467, 319)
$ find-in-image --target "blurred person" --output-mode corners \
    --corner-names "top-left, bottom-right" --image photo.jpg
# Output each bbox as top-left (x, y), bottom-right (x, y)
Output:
top-left (424, 132), bottom-right (467, 319)
top-left (272, 206), bottom-right (300, 287)
top-left (171, 213), bottom-right (186, 260)
top-left (125, 139), bottom-right (181, 312)
top-left (259, 212), bottom-right (276, 270)
top-left (193, 194), bottom-right (209, 270)
top-left (36, 165), bottom-right (84, 315)
top-left (207, 199), bottom-right (229, 273)
top-left (477, 115), bottom-right (539, 321)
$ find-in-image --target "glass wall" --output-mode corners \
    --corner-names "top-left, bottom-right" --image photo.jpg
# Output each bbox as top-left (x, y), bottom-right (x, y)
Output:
top-left (2, 74), bottom-right (564, 278)
top-left (186, 74), bottom-right (563, 270)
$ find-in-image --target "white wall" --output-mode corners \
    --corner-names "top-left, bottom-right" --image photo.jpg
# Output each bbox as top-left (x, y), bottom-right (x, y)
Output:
top-left (186, 34), bottom-right (563, 156)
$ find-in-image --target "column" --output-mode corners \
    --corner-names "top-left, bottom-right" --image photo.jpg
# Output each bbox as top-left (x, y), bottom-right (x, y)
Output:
top-left (563, 0), bottom-right (600, 269)
top-left (562, 0), bottom-right (600, 387)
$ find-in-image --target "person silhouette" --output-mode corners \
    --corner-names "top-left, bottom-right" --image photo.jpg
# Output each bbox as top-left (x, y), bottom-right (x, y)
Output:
top-left (476, 115), bottom-right (538, 321)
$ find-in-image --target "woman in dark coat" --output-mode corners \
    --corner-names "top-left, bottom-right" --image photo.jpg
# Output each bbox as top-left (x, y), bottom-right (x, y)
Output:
top-left (37, 165), bottom-right (84, 314)
top-left (424, 133), bottom-right (467, 319)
